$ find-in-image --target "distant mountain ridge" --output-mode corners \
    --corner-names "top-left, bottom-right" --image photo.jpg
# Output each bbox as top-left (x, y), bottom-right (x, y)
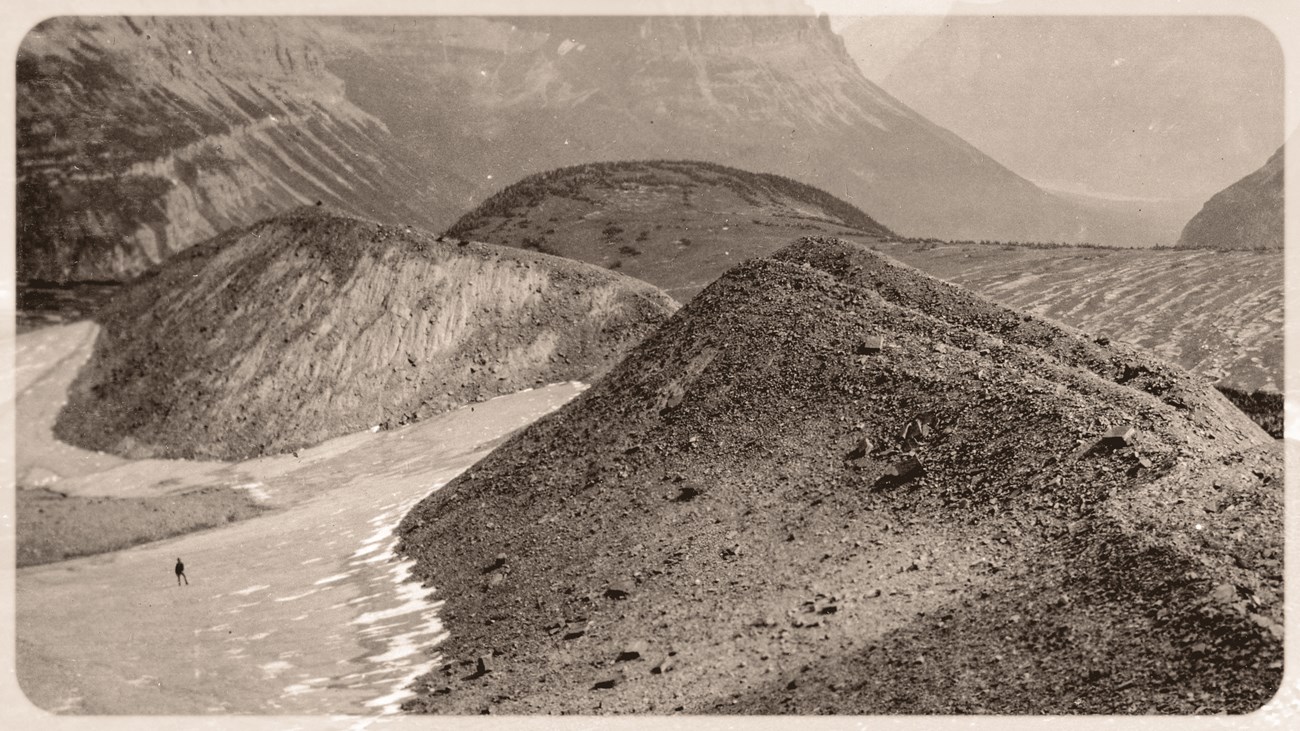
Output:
top-left (19, 14), bottom-right (1164, 282)
top-left (1177, 146), bottom-right (1283, 250)
top-left (333, 14), bottom-right (1152, 246)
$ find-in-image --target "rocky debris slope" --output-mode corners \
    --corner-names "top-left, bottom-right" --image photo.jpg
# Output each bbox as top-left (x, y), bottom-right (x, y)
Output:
top-left (396, 236), bottom-right (1280, 714)
top-left (54, 207), bottom-right (676, 461)
top-left (446, 159), bottom-right (893, 299)
top-left (1177, 146), bottom-right (1283, 250)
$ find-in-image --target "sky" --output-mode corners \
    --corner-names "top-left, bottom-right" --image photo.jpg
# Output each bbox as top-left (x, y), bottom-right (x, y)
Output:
top-left (821, 4), bottom-right (1287, 203)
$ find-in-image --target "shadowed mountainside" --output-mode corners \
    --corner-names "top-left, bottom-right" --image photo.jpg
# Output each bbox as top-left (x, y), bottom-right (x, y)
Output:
top-left (16, 16), bottom-right (456, 282)
top-left (396, 237), bottom-right (1280, 714)
top-left (53, 207), bottom-right (676, 461)
top-left (1177, 146), bottom-right (1284, 250)
top-left (447, 159), bottom-right (892, 299)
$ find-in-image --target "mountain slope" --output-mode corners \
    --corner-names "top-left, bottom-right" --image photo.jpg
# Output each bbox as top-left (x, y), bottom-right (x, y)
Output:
top-left (332, 14), bottom-right (1140, 246)
top-left (20, 14), bottom-right (1160, 282)
top-left (1177, 146), bottom-right (1284, 250)
top-left (54, 207), bottom-right (676, 461)
top-left (16, 16), bottom-right (457, 282)
top-left (446, 159), bottom-right (892, 299)
top-left (396, 237), bottom-right (1279, 714)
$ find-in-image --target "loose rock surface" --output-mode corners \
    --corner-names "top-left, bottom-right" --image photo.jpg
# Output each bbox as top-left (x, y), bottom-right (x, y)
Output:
top-left (55, 207), bottom-right (677, 460)
top-left (397, 236), bottom-right (1280, 714)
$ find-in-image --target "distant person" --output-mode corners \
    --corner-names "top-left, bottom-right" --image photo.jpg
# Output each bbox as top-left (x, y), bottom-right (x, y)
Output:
top-left (175, 558), bottom-right (188, 586)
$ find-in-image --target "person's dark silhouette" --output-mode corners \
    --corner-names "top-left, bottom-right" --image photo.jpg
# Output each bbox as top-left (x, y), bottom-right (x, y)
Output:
top-left (175, 558), bottom-right (188, 586)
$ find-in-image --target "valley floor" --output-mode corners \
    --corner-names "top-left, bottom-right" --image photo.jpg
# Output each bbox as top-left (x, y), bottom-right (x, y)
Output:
top-left (10, 322), bottom-right (585, 716)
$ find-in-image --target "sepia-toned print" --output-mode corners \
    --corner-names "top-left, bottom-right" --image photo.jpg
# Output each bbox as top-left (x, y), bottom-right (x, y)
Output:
top-left (9, 5), bottom-right (1287, 719)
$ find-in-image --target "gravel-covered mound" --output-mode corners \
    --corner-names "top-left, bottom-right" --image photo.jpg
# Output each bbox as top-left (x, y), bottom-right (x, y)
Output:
top-left (396, 236), bottom-right (1280, 715)
top-left (445, 159), bottom-right (893, 300)
top-left (55, 207), bottom-right (677, 460)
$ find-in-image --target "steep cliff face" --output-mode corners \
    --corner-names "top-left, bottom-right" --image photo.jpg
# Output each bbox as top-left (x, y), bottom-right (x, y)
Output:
top-left (20, 14), bottom-right (1147, 283)
top-left (17, 17), bottom-right (452, 282)
top-left (1177, 146), bottom-right (1284, 250)
top-left (53, 207), bottom-right (677, 460)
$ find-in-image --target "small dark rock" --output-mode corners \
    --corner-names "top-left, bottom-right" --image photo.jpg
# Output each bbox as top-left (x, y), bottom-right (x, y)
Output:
top-left (617, 640), bottom-right (648, 662)
top-left (604, 581), bottom-right (634, 600)
top-left (674, 484), bottom-right (702, 502)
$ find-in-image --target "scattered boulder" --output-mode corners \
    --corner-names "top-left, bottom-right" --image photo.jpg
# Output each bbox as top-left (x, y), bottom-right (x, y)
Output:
top-left (650, 654), bottom-right (677, 675)
top-left (875, 454), bottom-right (924, 488)
top-left (1101, 425), bottom-right (1137, 448)
top-left (856, 335), bottom-right (885, 354)
top-left (562, 621), bottom-right (589, 641)
top-left (845, 436), bottom-right (874, 461)
top-left (616, 641), bottom-right (648, 662)
top-left (604, 581), bottom-right (634, 600)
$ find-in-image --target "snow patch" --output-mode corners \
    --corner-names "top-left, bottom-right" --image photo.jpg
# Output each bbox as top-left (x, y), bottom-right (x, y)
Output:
top-left (260, 660), bottom-right (293, 679)
top-left (232, 481), bottom-right (271, 502)
top-left (343, 480), bottom-right (452, 714)
top-left (231, 584), bottom-right (270, 596)
top-left (274, 589), bottom-right (318, 602)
